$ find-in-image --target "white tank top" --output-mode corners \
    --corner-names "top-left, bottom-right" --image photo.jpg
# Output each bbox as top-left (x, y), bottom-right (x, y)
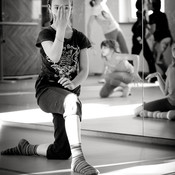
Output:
top-left (91, 2), bottom-right (120, 34)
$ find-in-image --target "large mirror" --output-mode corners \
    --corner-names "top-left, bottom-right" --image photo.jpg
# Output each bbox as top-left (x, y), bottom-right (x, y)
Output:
top-left (0, 0), bottom-right (175, 145)
top-left (73, 0), bottom-right (144, 139)
top-left (142, 0), bottom-right (175, 141)
top-left (73, 0), bottom-right (175, 143)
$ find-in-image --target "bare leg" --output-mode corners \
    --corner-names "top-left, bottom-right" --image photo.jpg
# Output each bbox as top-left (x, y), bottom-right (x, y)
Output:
top-left (36, 144), bottom-right (50, 156)
top-left (117, 31), bottom-right (129, 54)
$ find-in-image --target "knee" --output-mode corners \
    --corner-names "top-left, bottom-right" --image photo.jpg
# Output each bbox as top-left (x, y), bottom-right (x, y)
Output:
top-left (47, 150), bottom-right (71, 160)
top-left (61, 152), bottom-right (71, 160)
top-left (63, 94), bottom-right (81, 117)
top-left (100, 90), bottom-right (108, 98)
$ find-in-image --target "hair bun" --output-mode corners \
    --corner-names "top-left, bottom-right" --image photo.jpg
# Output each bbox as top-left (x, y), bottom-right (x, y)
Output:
top-left (89, 0), bottom-right (95, 7)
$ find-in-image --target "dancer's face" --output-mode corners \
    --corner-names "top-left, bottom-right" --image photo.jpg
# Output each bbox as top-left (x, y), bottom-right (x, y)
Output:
top-left (49, 0), bottom-right (72, 20)
top-left (101, 46), bottom-right (112, 57)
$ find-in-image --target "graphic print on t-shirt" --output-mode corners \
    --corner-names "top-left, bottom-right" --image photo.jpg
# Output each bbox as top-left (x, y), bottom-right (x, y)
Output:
top-left (46, 44), bottom-right (80, 80)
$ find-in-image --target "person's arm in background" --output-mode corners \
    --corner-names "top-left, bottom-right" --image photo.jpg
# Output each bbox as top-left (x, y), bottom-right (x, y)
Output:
top-left (131, 55), bottom-right (142, 83)
top-left (166, 67), bottom-right (175, 97)
top-left (146, 72), bottom-right (167, 95)
top-left (125, 54), bottom-right (142, 83)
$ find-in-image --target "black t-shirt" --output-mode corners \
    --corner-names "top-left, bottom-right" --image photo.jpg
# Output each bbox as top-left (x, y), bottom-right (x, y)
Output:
top-left (149, 11), bottom-right (171, 42)
top-left (35, 26), bottom-right (91, 98)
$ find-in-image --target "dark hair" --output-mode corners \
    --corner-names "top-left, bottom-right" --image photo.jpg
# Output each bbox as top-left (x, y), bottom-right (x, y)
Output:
top-left (152, 0), bottom-right (161, 11)
top-left (47, 0), bottom-right (53, 24)
top-left (47, 0), bottom-right (73, 6)
top-left (47, 0), bottom-right (52, 5)
top-left (89, 0), bottom-right (95, 7)
top-left (135, 0), bottom-right (142, 11)
top-left (101, 39), bottom-right (119, 53)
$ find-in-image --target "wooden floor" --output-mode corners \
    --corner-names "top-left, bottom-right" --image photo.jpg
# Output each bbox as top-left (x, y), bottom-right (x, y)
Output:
top-left (0, 76), bottom-right (175, 143)
top-left (0, 76), bottom-right (175, 174)
top-left (0, 125), bottom-right (175, 175)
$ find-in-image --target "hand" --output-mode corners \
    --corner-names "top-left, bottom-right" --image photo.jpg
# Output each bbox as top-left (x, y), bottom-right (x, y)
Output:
top-left (145, 72), bottom-right (159, 82)
top-left (58, 77), bottom-right (75, 90)
top-left (52, 5), bottom-right (71, 31)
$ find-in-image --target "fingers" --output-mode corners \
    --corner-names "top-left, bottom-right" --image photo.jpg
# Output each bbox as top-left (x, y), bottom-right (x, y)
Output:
top-left (65, 6), bottom-right (71, 19)
top-left (58, 77), bottom-right (74, 89)
top-left (54, 6), bottom-right (65, 21)
top-left (145, 72), bottom-right (158, 80)
top-left (56, 5), bottom-right (64, 20)
top-left (58, 77), bottom-right (69, 86)
top-left (145, 75), bottom-right (152, 80)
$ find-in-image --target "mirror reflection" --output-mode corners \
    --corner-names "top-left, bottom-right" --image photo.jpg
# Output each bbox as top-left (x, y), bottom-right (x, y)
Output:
top-left (81, 0), bottom-right (144, 136)
top-left (0, 0), bottom-right (175, 145)
top-left (135, 0), bottom-right (175, 140)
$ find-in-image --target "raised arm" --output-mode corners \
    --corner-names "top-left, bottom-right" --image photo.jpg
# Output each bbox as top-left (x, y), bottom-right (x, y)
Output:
top-left (41, 5), bottom-right (70, 63)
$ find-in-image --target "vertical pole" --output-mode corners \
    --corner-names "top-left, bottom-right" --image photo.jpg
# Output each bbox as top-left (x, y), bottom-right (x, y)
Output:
top-left (0, 0), bottom-right (3, 81)
top-left (142, 0), bottom-right (145, 136)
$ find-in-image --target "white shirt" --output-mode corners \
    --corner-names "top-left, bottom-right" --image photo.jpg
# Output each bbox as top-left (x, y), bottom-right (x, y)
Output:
top-left (91, 2), bottom-right (120, 34)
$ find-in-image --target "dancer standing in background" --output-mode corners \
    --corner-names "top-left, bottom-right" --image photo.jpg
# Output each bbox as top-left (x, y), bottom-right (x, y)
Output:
top-left (149, 0), bottom-right (172, 79)
top-left (87, 0), bottom-right (129, 54)
top-left (87, 0), bottom-right (129, 83)
top-left (131, 0), bottom-right (142, 55)
top-left (131, 0), bottom-right (157, 82)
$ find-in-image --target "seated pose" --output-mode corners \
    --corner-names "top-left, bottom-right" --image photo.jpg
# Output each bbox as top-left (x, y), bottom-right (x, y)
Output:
top-left (1, 0), bottom-right (99, 174)
top-left (135, 41), bottom-right (175, 120)
top-left (99, 39), bottom-right (141, 98)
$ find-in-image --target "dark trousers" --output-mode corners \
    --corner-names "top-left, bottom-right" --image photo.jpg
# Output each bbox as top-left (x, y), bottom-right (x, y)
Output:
top-left (132, 38), bottom-right (156, 74)
top-left (37, 86), bottom-right (82, 159)
top-left (144, 98), bottom-right (175, 112)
